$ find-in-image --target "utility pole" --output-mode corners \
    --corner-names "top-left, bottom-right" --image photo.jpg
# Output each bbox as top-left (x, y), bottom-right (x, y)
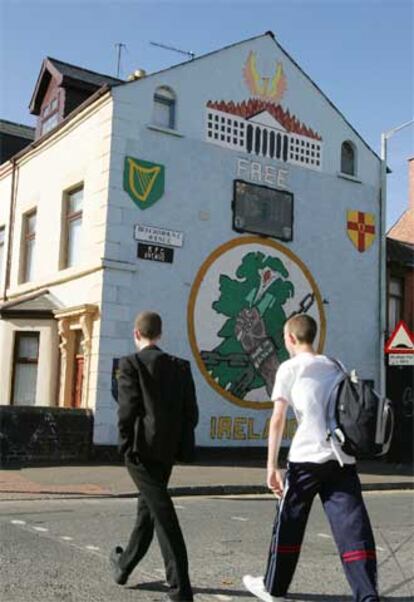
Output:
top-left (114, 43), bottom-right (127, 78)
top-left (379, 119), bottom-right (414, 398)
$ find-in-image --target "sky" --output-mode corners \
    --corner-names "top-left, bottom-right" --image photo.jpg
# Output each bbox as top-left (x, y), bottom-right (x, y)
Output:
top-left (0, 0), bottom-right (413, 228)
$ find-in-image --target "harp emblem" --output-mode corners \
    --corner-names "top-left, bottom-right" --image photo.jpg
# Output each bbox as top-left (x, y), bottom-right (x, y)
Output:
top-left (123, 157), bottom-right (165, 209)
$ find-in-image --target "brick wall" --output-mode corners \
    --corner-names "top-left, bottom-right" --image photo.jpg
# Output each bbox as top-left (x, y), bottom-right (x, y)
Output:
top-left (0, 406), bottom-right (93, 466)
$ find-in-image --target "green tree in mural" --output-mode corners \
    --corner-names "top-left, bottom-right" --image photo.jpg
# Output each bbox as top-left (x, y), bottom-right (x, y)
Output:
top-left (203, 251), bottom-right (294, 397)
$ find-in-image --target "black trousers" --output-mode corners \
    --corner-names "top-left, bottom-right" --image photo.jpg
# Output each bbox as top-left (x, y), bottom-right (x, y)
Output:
top-left (118, 456), bottom-right (193, 601)
top-left (264, 461), bottom-right (379, 601)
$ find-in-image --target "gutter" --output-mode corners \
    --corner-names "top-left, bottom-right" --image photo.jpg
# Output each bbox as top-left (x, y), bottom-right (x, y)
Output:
top-left (3, 158), bottom-right (17, 301)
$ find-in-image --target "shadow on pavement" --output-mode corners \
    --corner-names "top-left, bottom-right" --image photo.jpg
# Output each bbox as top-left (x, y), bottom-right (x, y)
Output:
top-left (128, 579), bottom-right (247, 597)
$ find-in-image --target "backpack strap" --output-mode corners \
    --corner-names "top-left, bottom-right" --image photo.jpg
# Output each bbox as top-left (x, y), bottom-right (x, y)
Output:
top-left (325, 357), bottom-right (348, 466)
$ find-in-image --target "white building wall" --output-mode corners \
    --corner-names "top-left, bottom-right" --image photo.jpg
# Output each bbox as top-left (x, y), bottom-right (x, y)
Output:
top-left (0, 95), bottom-right (113, 410)
top-left (92, 34), bottom-right (381, 447)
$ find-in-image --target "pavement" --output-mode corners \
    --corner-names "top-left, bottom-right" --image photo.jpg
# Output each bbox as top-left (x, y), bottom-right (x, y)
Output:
top-left (0, 457), bottom-right (413, 501)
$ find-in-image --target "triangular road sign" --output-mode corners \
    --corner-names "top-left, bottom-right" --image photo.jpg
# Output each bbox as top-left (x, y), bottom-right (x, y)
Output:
top-left (385, 320), bottom-right (414, 354)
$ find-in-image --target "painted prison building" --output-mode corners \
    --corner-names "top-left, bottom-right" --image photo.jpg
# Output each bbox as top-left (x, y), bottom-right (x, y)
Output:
top-left (0, 32), bottom-right (382, 453)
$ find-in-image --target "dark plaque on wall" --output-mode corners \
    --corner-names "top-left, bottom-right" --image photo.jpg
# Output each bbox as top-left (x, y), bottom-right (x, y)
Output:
top-left (232, 179), bottom-right (294, 241)
top-left (137, 243), bottom-right (174, 263)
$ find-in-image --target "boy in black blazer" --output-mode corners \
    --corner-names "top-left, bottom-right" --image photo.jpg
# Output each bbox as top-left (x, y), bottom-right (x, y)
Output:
top-left (110, 311), bottom-right (198, 602)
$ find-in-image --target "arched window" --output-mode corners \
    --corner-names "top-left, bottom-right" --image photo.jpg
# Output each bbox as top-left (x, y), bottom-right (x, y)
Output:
top-left (341, 141), bottom-right (356, 176)
top-left (153, 86), bottom-right (176, 129)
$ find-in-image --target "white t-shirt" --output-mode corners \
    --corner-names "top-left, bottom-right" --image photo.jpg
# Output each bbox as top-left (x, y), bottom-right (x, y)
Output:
top-left (271, 352), bottom-right (355, 465)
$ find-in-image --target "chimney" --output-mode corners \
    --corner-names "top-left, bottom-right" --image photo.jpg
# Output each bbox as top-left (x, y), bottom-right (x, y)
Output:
top-left (409, 157), bottom-right (414, 211)
top-left (127, 69), bottom-right (147, 82)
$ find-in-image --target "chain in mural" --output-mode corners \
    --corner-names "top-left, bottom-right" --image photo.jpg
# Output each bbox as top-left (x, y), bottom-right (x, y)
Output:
top-left (201, 291), bottom-right (315, 399)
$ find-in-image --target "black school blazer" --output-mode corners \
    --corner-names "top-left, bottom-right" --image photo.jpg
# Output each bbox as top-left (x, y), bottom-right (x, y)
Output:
top-left (117, 346), bottom-right (199, 464)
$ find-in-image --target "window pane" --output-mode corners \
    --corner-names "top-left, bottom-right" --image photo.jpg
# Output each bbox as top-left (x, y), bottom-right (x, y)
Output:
top-left (390, 278), bottom-right (402, 296)
top-left (18, 335), bottom-right (39, 360)
top-left (153, 99), bottom-right (172, 129)
top-left (68, 189), bottom-right (83, 213)
top-left (341, 142), bottom-right (355, 175)
top-left (13, 364), bottom-right (37, 405)
top-left (67, 217), bottom-right (82, 267)
top-left (25, 239), bottom-right (35, 281)
top-left (42, 113), bottom-right (59, 135)
top-left (27, 213), bottom-right (36, 235)
top-left (388, 297), bottom-right (401, 332)
top-left (0, 226), bottom-right (4, 283)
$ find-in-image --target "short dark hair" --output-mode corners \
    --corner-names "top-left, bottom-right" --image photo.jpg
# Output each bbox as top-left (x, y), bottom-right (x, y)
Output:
top-left (285, 314), bottom-right (317, 344)
top-left (134, 311), bottom-right (162, 339)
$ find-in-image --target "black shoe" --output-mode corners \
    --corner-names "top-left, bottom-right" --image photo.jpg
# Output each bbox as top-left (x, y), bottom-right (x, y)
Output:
top-left (109, 546), bottom-right (128, 585)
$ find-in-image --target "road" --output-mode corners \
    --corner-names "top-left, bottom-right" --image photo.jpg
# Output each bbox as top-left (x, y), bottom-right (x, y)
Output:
top-left (0, 491), bottom-right (413, 601)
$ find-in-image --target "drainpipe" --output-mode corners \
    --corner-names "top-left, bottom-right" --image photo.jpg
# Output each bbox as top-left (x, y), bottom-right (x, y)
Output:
top-left (3, 158), bottom-right (17, 301)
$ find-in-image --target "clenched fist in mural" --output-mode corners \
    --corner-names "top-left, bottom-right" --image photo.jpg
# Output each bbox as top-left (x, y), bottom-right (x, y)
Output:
top-left (235, 307), bottom-right (280, 396)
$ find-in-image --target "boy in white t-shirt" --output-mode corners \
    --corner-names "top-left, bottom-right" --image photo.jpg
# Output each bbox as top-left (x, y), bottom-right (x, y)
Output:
top-left (243, 315), bottom-right (379, 602)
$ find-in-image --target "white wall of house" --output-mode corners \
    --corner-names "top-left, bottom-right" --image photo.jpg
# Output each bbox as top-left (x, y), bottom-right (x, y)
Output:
top-left (0, 95), bottom-right (113, 410)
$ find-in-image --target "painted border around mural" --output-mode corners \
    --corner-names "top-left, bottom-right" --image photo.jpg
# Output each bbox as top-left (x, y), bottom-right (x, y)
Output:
top-left (187, 236), bottom-right (327, 410)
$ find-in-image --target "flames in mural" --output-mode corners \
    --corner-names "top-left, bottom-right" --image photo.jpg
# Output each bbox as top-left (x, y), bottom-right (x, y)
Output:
top-left (243, 51), bottom-right (287, 102)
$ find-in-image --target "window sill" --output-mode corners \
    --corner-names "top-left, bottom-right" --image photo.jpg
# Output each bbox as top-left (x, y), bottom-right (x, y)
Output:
top-left (146, 124), bottom-right (184, 138)
top-left (337, 172), bottom-right (362, 184)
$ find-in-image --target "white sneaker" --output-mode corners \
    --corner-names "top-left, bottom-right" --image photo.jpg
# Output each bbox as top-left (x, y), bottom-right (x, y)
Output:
top-left (242, 575), bottom-right (286, 601)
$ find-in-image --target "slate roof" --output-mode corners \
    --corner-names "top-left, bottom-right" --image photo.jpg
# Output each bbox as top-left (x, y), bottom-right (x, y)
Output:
top-left (47, 57), bottom-right (123, 87)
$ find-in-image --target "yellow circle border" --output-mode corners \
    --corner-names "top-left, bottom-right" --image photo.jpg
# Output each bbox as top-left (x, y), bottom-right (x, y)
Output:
top-left (187, 236), bottom-right (327, 410)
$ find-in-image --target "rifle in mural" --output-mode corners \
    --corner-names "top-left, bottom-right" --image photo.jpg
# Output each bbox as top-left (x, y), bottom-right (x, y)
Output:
top-left (201, 290), bottom-right (315, 399)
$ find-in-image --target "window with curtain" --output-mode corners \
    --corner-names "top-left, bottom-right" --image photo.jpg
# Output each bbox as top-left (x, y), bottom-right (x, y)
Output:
top-left (62, 186), bottom-right (83, 268)
top-left (341, 141), bottom-right (356, 176)
top-left (12, 332), bottom-right (40, 405)
top-left (388, 277), bottom-right (403, 332)
top-left (21, 210), bottom-right (36, 283)
top-left (153, 86), bottom-right (176, 129)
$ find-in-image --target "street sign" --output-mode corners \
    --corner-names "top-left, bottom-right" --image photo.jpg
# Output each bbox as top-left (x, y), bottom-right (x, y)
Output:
top-left (134, 224), bottom-right (184, 248)
top-left (137, 243), bottom-right (174, 264)
top-left (389, 354), bottom-right (414, 366)
top-left (385, 320), bottom-right (414, 354)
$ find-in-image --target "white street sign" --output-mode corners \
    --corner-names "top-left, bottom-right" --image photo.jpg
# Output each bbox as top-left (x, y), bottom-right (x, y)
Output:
top-left (389, 354), bottom-right (414, 366)
top-left (134, 224), bottom-right (184, 248)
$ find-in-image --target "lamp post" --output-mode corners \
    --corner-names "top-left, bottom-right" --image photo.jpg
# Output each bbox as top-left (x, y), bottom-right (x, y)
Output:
top-left (379, 119), bottom-right (414, 398)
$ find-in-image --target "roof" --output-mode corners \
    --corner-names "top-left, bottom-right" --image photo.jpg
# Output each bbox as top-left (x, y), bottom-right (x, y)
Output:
top-left (0, 290), bottom-right (64, 319)
top-left (387, 208), bottom-right (414, 245)
top-left (0, 119), bottom-right (35, 139)
top-left (47, 57), bottom-right (123, 88)
top-left (387, 238), bottom-right (414, 267)
top-left (29, 57), bottom-right (123, 114)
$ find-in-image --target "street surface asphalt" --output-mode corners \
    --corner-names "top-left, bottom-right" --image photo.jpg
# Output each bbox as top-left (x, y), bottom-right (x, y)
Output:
top-left (0, 491), bottom-right (413, 602)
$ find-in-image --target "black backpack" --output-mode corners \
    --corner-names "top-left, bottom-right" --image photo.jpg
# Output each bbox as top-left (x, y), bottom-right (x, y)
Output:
top-left (326, 358), bottom-right (394, 462)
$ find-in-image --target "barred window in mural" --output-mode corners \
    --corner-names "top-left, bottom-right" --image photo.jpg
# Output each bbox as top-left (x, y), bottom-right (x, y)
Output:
top-left (188, 237), bottom-right (326, 410)
top-left (205, 51), bottom-right (323, 171)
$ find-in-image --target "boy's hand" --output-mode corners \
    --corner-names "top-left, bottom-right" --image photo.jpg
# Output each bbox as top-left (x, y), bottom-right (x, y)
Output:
top-left (267, 468), bottom-right (284, 498)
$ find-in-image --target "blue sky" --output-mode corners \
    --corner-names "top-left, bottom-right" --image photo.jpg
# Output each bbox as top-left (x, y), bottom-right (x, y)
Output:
top-left (1, 0), bottom-right (412, 227)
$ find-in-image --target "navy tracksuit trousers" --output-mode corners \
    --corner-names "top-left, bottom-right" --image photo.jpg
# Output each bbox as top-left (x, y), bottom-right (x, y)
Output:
top-left (264, 461), bottom-right (379, 601)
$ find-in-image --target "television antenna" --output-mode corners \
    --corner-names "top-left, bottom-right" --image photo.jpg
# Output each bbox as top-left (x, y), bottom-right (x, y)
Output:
top-left (150, 41), bottom-right (195, 60)
top-left (114, 42), bottom-right (127, 78)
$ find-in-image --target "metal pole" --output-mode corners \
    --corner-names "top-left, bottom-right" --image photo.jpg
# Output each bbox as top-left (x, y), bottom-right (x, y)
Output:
top-left (379, 133), bottom-right (387, 399)
top-left (379, 118), bottom-right (413, 398)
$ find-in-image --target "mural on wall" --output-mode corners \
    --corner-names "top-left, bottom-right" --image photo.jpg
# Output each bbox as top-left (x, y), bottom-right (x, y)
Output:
top-left (123, 157), bottom-right (165, 210)
top-left (188, 237), bottom-right (326, 410)
top-left (347, 210), bottom-right (376, 252)
top-left (205, 51), bottom-right (323, 171)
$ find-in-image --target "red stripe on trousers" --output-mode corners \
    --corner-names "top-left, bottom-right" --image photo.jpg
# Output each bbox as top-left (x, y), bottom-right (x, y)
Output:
top-left (342, 550), bottom-right (376, 563)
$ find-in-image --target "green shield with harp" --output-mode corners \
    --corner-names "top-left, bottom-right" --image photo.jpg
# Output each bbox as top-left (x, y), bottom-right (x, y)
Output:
top-left (123, 156), bottom-right (165, 210)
